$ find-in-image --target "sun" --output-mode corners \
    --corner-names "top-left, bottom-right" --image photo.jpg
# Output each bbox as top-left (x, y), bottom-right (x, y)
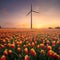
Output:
top-left (33, 25), bottom-right (42, 29)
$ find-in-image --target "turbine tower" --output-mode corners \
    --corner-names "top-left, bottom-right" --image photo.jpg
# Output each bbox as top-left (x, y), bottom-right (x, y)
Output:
top-left (26, 4), bottom-right (39, 29)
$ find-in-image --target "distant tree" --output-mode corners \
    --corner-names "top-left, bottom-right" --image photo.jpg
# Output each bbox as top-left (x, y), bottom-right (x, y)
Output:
top-left (55, 27), bottom-right (60, 29)
top-left (0, 26), bottom-right (1, 29)
top-left (48, 27), bottom-right (53, 29)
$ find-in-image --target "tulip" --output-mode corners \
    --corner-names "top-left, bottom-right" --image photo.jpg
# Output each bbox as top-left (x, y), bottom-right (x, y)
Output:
top-left (31, 42), bottom-right (35, 47)
top-left (30, 48), bottom-right (36, 56)
top-left (1, 55), bottom-right (6, 60)
top-left (28, 43), bottom-right (31, 47)
top-left (19, 41), bottom-right (22, 45)
top-left (36, 45), bottom-right (40, 49)
top-left (24, 55), bottom-right (29, 60)
top-left (24, 48), bottom-right (28, 54)
top-left (1, 45), bottom-right (5, 49)
top-left (17, 47), bottom-right (21, 52)
top-left (52, 41), bottom-right (56, 46)
top-left (47, 46), bottom-right (52, 50)
top-left (40, 50), bottom-right (45, 54)
top-left (48, 50), bottom-right (53, 57)
top-left (52, 52), bottom-right (58, 59)
top-left (11, 43), bottom-right (15, 48)
top-left (57, 41), bottom-right (60, 44)
top-left (3, 49), bottom-right (8, 55)
top-left (8, 50), bottom-right (12, 54)
top-left (23, 45), bottom-right (26, 48)
top-left (40, 43), bottom-right (44, 48)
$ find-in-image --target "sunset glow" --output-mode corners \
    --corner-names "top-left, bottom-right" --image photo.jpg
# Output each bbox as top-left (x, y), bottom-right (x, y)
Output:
top-left (0, 0), bottom-right (60, 28)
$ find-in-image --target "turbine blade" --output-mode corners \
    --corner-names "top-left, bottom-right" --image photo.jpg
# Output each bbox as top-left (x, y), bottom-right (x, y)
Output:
top-left (32, 11), bottom-right (40, 14)
top-left (26, 11), bottom-right (31, 16)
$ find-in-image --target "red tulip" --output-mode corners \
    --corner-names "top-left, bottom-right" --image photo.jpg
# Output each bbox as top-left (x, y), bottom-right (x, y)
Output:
top-left (1, 55), bottom-right (6, 60)
top-left (48, 50), bottom-right (53, 57)
top-left (30, 48), bottom-right (36, 56)
top-left (17, 47), bottom-right (21, 52)
top-left (40, 50), bottom-right (45, 54)
top-left (52, 41), bottom-right (56, 46)
top-left (3, 49), bottom-right (8, 55)
top-left (36, 45), bottom-right (40, 49)
top-left (11, 43), bottom-right (15, 48)
top-left (8, 50), bottom-right (12, 54)
top-left (24, 48), bottom-right (28, 54)
top-left (40, 43), bottom-right (44, 48)
top-left (23, 45), bottom-right (26, 48)
top-left (57, 41), bottom-right (60, 44)
top-left (28, 43), bottom-right (31, 47)
top-left (47, 46), bottom-right (52, 50)
top-left (31, 42), bottom-right (35, 47)
top-left (1, 45), bottom-right (5, 49)
top-left (24, 55), bottom-right (29, 60)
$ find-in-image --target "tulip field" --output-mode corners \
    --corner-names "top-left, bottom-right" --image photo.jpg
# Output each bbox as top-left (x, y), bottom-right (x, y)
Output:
top-left (0, 29), bottom-right (60, 60)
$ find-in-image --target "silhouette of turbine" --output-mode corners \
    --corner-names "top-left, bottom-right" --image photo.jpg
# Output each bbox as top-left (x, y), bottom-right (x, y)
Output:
top-left (26, 4), bottom-right (39, 29)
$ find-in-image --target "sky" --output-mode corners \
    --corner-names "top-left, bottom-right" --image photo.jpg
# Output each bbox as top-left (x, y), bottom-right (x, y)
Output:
top-left (0, 0), bottom-right (60, 28)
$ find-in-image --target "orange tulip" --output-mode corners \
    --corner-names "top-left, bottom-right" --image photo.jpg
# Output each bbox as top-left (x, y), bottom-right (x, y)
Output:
top-left (1, 45), bottom-right (5, 49)
top-left (52, 41), bottom-right (56, 46)
top-left (40, 50), bottom-right (45, 54)
top-left (24, 55), bottom-right (29, 60)
top-left (1, 55), bottom-right (6, 60)
top-left (31, 42), bottom-right (35, 47)
top-left (8, 50), bottom-right (12, 54)
top-left (11, 43), bottom-right (15, 48)
top-left (24, 48), bottom-right (28, 54)
top-left (17, 47), bottom-right (21, 52)
top-left (19, 41), bottom-right (22, 45)
top-left (48, 50), bottom-right (53, 57)
top-left (47, 46), bottom-right (52, 50)
top-left (57, 41), bottom-right (60, 44)
top-left (36, 45), bottom-right (40, 49)
top-left (40, 43), bottom-right (44, 48)
top-left (30, 48), bottom-right (36, 56)
top-left (3, 49), bottom-right (8, 55)
top-left (28, 43), bottom-right (31, 47)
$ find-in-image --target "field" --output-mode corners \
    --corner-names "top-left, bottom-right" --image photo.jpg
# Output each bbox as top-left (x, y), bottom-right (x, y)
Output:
top-left (0, 28), bottom-right (60, 60)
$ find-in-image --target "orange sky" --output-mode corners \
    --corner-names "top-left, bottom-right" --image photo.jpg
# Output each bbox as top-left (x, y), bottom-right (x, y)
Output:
top-left (0, 0), bottom-right (60, 28)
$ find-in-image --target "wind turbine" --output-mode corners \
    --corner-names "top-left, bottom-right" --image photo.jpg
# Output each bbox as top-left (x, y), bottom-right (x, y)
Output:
top-left (26, 4), bottom-right (39, 29)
